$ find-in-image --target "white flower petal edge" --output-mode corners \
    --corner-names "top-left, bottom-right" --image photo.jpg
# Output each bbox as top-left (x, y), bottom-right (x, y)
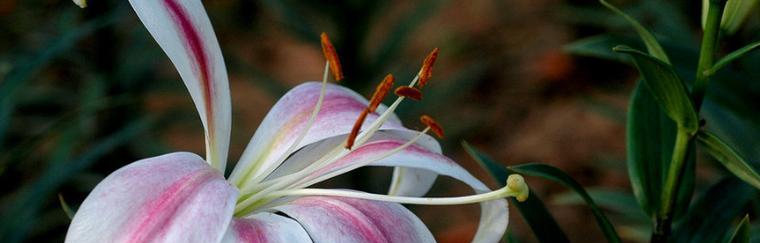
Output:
top-left (221, 213), bottom-right (312, 243)
top-left (229, 82), bottom-right (440, 199)
top-left (65, 152), bottom-right (238, 243)
top-left (129, 0), bottom-right (232, 171)
top-left (284, 136), bottom-right (508, 242)
top-left (356, 140), bottom-right (509, 242)
top-left (229, 82), bottom-right (404, 187)
top-left (274, 196), bottom-right (435, 243)
top-left (265, 129), bottom-right (440, 197)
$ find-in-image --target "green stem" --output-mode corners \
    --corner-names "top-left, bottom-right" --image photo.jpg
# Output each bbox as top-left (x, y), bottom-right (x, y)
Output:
top-left (652, 1), bottom-right (726, 241)
top-left (692, 0), bottom-right (725, 110)
top-left (652, 129), bottom-right (691, 241)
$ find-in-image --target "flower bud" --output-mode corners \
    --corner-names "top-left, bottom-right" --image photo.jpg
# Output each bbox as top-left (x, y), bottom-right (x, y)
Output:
top-left (702, 0), bottom-right (758, 34)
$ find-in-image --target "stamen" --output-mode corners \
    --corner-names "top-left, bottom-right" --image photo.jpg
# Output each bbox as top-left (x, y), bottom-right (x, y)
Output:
top-left (235, 127), bottom-right (432, 214)
top-left (346, 109), bottom-right (369, 150)
top-left (239, 62), bottom-right (332, 189)
top-left (268, 174), bottom-right (529, 205)
top-left (349, 75), bottom-right (420, 148)
top-left (420, 115), bottom-right (444, 138)
top-left (368, 74), bottom-right (395, 112)
top-left (295, 127), bottom-right (431, 189)
top-left (418, 48), bottom-right (439, 89)
top-left (320, 32), bottom-right (344, 81)
top-left (394, 86), bottom-right (423, 101)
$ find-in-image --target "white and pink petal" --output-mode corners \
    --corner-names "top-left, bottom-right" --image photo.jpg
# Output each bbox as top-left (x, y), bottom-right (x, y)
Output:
top-left (300, 137), bottom-right (508, 243)
top-left (273, 196), bottom-right (435, 243)
top-left (230, 82), bottom-right (406, 186)
top-left (221, 213), bottom-right (312, 243)
top-left (128, 0), bottom-right (232, 171)
top-left (65, 152), bottom-right (238, 243)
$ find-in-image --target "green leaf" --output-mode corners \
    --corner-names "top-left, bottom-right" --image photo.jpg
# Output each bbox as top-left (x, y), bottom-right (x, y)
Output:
top-left (702, 100), bottom-right (760, 163)
top-left (614, 46), bottom-right (698, 133)
top-left (673, 177), bottom-right (756, 243)
top-left (563, 35), bottom-right (636, 62)
top-left (552, 188), bottom-right (649, 224)
top-left (626, 81), bottom-right (671, 215)
top-left (698, 131), bottom-right (760, 189)
top-left (58, 194), bottom-right (74, 220)
top-left (462, 142), bottom-right (570, 243)
top-left (600, 0), bottom-right (671, 63)
top-left (724, 215), bottom-right (750, 243)
top-left (706, 41), bottom-right (760, 76)
top-left (505, 231), bottom-right (520, 243)
top-left (508, 163), bottom-right (621, 243)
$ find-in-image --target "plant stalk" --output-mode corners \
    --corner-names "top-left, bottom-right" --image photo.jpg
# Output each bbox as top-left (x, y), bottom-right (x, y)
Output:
top-left (651, 1), bottom-right (725, 242)
top-left (652, 129), bottom-right (691, 242)
top-left (692, 0), bottom-right (725, 110)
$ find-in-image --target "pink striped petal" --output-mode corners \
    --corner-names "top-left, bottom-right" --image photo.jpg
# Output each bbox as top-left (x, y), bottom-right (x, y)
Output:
top-left (274, 196), bottom-right (435, 243)
top-left (221, 213), bottom-right (312, 243)
top-left (263, 130), bottom-right (440, 197)
top-left (230, 82), bottom-right (406, 186)
top-left (305, 138), bottom-right (509, 242)
top-left (65, 152), bottom-right (238, 243)
top-left (129, 0), bottom-right (231, 171)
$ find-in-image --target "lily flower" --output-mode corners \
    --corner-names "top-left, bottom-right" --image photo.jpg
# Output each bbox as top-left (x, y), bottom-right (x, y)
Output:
top-left (65, 0), bottom-right (528, 242)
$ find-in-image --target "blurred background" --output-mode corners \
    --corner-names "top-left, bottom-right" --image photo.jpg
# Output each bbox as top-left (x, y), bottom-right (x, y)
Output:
top-left (1, 0), bottom-right (758, 242)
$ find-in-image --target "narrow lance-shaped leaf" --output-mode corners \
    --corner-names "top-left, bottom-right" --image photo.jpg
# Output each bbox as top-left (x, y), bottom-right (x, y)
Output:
top-left (672, 177), bottom-right (756, 243)
top-left (626, 82), bottom-right (697, 221)
top-left (706, 41), bottom-right (760, 76)
top-left (697, 131), bottom-right (760, 190)
top-left (723, 215), bottom-right (750, 243)
top-left (563, 35), bottom-right (642, 62)
top-left (462, 142), bottom-right (570, 243)
top-left (613, 46), bottom-right (698, 133)
top-left (58, 194), bottom-right (75, 220)
top-left (552, 188), bottom-right (649, 224)
top-left (508, 163), bottom-right (621, 243)
top-left (626, 83), bottom-right (668, 214)
top-left (600, 0), bottom-right (671, 63)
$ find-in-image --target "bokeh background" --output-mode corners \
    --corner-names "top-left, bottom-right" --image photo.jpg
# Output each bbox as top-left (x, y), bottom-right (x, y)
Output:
top-left (1, 0), bottom-right (758, 242)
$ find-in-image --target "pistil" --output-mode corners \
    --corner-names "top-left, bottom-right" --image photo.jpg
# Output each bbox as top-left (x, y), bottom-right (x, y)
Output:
top-left (268, 174), bottom-right (529, 205)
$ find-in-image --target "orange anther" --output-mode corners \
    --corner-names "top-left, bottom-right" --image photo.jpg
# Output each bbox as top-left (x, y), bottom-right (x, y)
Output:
top-left (418, 48), bottom-right (439, 89)
top-left (368, 74), bottom-right (395, 112)
top-left (394, 86), bottom-right (422, 101)
top-left (420, 115), bottom-right (444, 138)
top-left (346, 109), bottom-right (369, 149)
top-left (321, 32), bottom-right (344, 81)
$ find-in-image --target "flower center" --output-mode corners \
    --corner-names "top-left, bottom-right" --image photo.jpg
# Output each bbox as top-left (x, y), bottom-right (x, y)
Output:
top-left (231, 35), bottom-right (527, 217)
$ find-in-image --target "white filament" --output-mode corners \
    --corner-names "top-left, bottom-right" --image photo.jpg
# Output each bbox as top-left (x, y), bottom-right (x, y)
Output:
top-left (234, 72), bottom-right (428, 215)
top-left (240, 62), bottom-right (331, 191)
top-left (268, 186), bottom-right (515, 205)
